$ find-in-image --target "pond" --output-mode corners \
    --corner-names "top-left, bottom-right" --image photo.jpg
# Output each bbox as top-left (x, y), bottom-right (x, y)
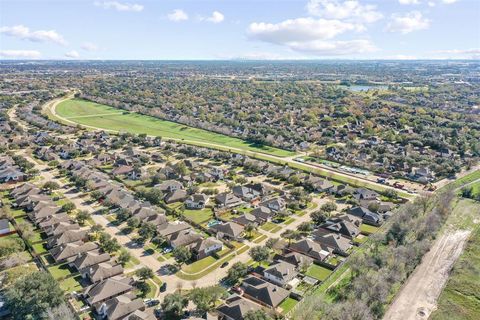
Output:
top-left (339, 85), bottom-right (388, 92)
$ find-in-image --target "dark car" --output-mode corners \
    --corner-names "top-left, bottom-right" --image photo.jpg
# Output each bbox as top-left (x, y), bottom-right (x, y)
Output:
top-left (147, 299), bottom-right (160, 307)
top-left (220, 261), bottom-right (229, 268)
top-left (160, 282), bottom-right (167, 292)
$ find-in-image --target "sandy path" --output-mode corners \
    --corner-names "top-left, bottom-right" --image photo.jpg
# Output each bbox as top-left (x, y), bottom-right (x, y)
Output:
top-left (383, 229), bottom-right (471, 320)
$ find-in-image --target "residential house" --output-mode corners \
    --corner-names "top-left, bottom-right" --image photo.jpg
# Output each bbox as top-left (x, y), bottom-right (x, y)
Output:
top-left (348, 206), bottom-right (381, 225)
top-left (216, 295), bottom-right (263, 320)
top-left (289, 239), bottom-right (332, 262)
top-left (164, 189), bottom-right (188, 204)
top-left (50, 241), bottom-right (98, 263)
top-left (185, 194), bottom-right (209, 209)
top-left (215, 193), bottom-right (244, 208)
top-left (81, 261), bottom-right (124, 283)
top-left (241, 276), bottom-right (289, 309)
top-left (312, 229), bottom-right (353, 256)
top-left (352, 188), bottom-right (379, 201)
top-left (97, 293), bottom-right (145, 320)
top-left (250, 206), bottom-right (274, 223)
top-left (232, 186), bottom-right (261, 202)
top-left (318, 215), bottom-right (361, 239)
top-left (210, 222), bottom-right (244, 241)
top-left (276, 252), bottom-right (313, 269)
top-left (83, 276), bottom-right (133, 309)
top-left (259, 197), bottom-right (286, 213)
top-left (70, 250), bottom-right (111, 272)
top-left (0, 167), bottom-right (25, 183)
top-left (263, 261), bottom-right (298, 287)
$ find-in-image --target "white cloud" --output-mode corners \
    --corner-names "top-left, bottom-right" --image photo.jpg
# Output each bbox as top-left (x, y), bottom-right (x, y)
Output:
top-left (167, 9), bottom-right (189, 22)
top-left (197, 11), bottom-right (225, 23)
top-left (81, 42), bottom-right (99, 51)
top-left (65, 50), bottom-right (80, 58)
top-left (387, 54), bottom-right (418, 59)
top-left (399, 0), bottom-right (420, 4)
top-left (202, 11), bottom-right (225, 23)
top-left (287, 39), bottom-right (376, 55)
top-left (248, 17), bottom-right (362, 44)
top-left (386, 11), bottom-right (430, 34)
top-left (0, 25), bottom-right (67, 45)
top-left (306, 0), bottom-right (383, 23)
top-left (441, 0), bottom-right (458, 4)
top-left (247, 17), bottom-right (374, 56)
top-left (0, 50), bottom-right (41, 59)
top-left (435, 48), bottom-right (480, 54)
top-left (94, 1), bottom-right (143, 12)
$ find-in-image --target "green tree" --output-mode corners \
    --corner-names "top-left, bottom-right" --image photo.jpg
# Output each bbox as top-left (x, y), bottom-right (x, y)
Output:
top-left (161, 293), bottom-right (188, 319)
top-left (117, 248), bottom-right (131, 266)
top-left (127, 217), bottom-right (141, 229)
top-left (226, 262), bottom-right (249, 284)
top-left (244, 223), bottom-right (256, 238)
top-left (136, 281), bottom-right (150, 298)
top-left (244, 310), bottom-right (272, 320)
top-left (136, 267), bottom-right (154, 281)
top-left (61, 202), bottom-right (76, 213)
top-left (0, 238), bottom-right (25, 258)
top-left (321, 202), bottom-right (337, 213)
top-left (249, 246), bottom-right (270, 263)
top-left (281, 229), bottom-right (302, 245)
top-left (298, 221), bottom-right (314, 234)
top-left (98, 232), bottom-right (121, 253)
top-left (189, 286), bottom-right (227, 313)
top-left (310, 210), bottom-right (327, 225)
top-left (42, 181), bottom-right (60, 192)
top-left (76, 210), bottom-right (90, 226)
top-left (90, 190), bottom-right (104, 201)
top-left (5, 271), bottom-right (65, 320)
top-left (172, 246), bottom-right (192, 267)
top-left (138, 223), bottom-right (156, 241)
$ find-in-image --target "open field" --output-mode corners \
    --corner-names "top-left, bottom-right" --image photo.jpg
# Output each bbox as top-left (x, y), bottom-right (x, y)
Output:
top-left (384, 199), bottom-right (479, 320)
top-left (430, 227), bottom-right (480, 320)
top-left (55, 98), bottom-right (296, 157)
top-left (444, 169), bottom-right (480, 191)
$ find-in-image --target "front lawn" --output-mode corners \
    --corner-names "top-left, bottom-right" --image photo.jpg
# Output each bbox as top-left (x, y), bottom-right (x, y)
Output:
top-left (305, 264), bottom-right (333, 281)
top-left (181, 256), bottom-right (218, 274)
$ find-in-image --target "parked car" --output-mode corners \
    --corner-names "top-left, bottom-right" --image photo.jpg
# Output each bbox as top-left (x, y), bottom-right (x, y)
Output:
top-left (146, 299), bottom-right (160, 307)
top-left (160, 283), bottom-right (167, 292)
top-left (220, 261), bottom-right (229, 268)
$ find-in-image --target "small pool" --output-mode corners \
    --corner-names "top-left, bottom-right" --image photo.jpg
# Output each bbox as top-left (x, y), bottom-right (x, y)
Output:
top-left (207, 219), bottom-right (221, 228)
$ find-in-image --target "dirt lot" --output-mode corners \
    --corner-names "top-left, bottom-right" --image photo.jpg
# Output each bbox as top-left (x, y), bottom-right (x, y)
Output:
top-left (383, 230), bottom-right (471, 320)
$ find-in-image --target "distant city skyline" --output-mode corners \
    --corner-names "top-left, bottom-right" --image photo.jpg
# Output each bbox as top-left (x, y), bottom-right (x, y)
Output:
top-left (0, 0), bottom-right (479, 60)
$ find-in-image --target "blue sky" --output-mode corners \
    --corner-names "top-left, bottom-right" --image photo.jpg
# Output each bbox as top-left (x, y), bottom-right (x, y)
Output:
top-left (0, 0), bottom-right (479, 60)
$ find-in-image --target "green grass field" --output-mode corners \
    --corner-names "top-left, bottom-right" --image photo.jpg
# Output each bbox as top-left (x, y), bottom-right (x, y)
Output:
top-left (279, 297), bottom-right (299, 314)
top-left (182, 208), bottom-right (214, 225)
top-left (305, 264), bottom-right (333, 281)
top-left (360, 223), bottom-right (379, 235)
top-left (431, 227), bottom-right (480, 320)
top-left (444, 170), bottom-right (480, 191)
top-left (55, 98), bottom-right (295, 157)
